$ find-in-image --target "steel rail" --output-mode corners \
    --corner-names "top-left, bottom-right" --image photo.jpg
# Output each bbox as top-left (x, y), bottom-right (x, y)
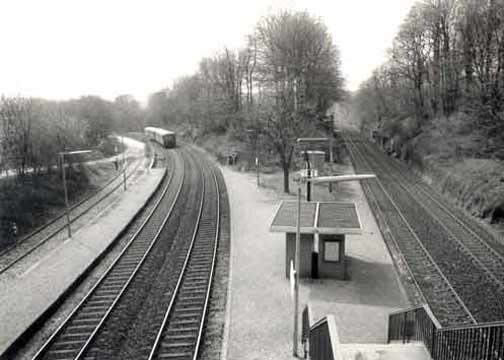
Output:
top-left (362, 139), bottom-right (504, 287)
top-left (344, 133), bottom-right (476, 325)
top-left (0, 158), bottom-right (143, 275)
top-left (31, 150), bottom-right (183, 360)
top-left (0, 155), bottom-right (137, 258)
top-left (148, 150), bottom-right (220, 360)
top-left (356, 136), bottom-right (504, 322)
top-left (188, 152), bottom-right (221, 360)
top-left (366, 138), bottom-right (504, 251)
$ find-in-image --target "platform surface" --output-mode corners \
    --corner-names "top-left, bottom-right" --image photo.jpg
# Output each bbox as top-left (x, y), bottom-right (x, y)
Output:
top-left (0, 166), bottom-right (165, 355)
top-left (222, 166), bottom-right (409, 360)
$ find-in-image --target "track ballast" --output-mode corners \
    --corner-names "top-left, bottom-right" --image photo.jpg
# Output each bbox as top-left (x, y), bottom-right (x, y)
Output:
top-left (345, 133), bottom-right (504, 326)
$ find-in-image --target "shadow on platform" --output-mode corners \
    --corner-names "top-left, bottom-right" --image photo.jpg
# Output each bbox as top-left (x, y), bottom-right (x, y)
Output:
top-left (302, 256), bottom-right (406, 309)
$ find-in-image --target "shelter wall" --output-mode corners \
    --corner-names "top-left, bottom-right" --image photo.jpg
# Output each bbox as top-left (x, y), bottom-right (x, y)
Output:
top-left (318, 234), bottom-right (346, 280)
top-left (285, 233), bottom-right (313, 278)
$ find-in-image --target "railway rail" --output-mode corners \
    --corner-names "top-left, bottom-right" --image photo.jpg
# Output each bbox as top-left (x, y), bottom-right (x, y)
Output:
top-left (345, 133), bottom-right (504, 325)
top-left (148, 148), bottom-right (220, 360)
top-left (0, 155), bottom-right (144, 276)
top-left (30, 149), bottom-right (182, 360)
top-left (30, 145), bottom-right (223, 360)
top-left (361, 139), bottom-right (504, 286)
top-left (344, 134), bottom-right (475, 326)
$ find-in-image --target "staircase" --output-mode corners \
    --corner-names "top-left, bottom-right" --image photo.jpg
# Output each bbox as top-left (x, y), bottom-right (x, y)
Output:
top-left (305, 304), bottom-right (504, 360)
top-left (305, 307), bottom-right (431, 360)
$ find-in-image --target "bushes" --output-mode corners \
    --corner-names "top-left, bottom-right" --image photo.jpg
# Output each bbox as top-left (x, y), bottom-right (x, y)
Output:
top-left (0, 167), bottom-right (89, 235)
top-left (0, 161), bottom-right (121, 250)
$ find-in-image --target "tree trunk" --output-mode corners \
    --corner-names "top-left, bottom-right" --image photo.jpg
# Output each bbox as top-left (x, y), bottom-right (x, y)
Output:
top-left (282, 162), bottom-right (290, 193)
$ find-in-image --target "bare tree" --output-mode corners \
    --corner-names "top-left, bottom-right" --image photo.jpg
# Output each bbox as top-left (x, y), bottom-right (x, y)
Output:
top-left (355, 0), bottom-right (504, 157)
top-left (0, 97), bottom-right (37, 177)
top-left (253, 11), bottom-right (344, 192)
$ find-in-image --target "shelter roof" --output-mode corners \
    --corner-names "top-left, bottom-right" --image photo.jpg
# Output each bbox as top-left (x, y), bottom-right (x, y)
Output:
top-left (270, 201), bottom-right (361, 235)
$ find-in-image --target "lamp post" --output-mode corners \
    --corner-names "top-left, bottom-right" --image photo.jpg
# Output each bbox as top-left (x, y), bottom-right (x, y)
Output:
top-left (121, 136), bottom-right (127, 190)
top-left (246, 129), bottom-right (260, 186)
top-left (59, 150), bottom-right (92, 238)
top-left (292, 173), bottom-right (376, 357)
top-left (297, 138), bottom-right (330, 202)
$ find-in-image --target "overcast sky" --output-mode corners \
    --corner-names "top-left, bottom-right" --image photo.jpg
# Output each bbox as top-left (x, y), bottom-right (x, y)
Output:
top-left (0, 0), bottom-right (416, 103)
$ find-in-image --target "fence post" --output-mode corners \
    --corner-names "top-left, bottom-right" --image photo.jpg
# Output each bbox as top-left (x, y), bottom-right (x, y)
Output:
top-left (387, 315), bottom-right (391, 343)
top-left (431, 322), bottom-right (436, 356)
top-left (403, 312), bottom-right (407, 344)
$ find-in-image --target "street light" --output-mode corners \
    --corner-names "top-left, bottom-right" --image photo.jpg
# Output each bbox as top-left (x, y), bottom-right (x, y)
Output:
top-left (246, 129), bottom-right (260, 186)
top-left (121, 136), bottom-right (127, 191)
top-left (297, 138), bottom-right (329, 202)
top-left (291, 173), bottom-right (376, 357)
top-left (59, 150), bottom-right (92, 238)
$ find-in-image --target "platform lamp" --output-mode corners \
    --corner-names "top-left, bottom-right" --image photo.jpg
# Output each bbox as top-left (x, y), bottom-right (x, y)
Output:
top-left (296, 138), bottom-right (329, 201)
top-left (292, 173), bottom-right (376, 357)
top-left (246, 128), bottom-right (260, 186)
top-left (59, 150), bottom-right (92, 238)
top-left (121, 135), bottom-right (127, 190)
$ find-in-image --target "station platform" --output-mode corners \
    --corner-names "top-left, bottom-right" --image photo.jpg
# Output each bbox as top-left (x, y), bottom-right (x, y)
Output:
top-left (220, 166), bottom-right (411, 359)
top-left (0, 164), bottom-right (165, 355)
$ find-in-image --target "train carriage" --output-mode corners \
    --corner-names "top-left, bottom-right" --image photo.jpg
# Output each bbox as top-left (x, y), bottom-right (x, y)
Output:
top-left (144, 126), bottom-right (176, 148)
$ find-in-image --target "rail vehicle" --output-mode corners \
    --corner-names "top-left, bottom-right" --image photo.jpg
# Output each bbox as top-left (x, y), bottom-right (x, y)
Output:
top-left (144, 126), bottom-right (176, 148)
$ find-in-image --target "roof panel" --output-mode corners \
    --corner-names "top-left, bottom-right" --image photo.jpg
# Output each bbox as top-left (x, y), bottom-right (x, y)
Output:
top-left (270, 201), bottom-right (361, 235)
top-left (270, 201), bottom-right (316, 232)
top-left (317, 202), bottom-right (360, 229)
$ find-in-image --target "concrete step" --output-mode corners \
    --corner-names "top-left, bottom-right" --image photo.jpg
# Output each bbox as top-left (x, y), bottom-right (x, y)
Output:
top-left (339, 342), bottom-right (431, 360)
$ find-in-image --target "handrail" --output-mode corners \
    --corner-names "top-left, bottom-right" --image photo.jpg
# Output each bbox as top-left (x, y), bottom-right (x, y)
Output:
top-left (422, 304), bottom-right (442, 330)
top-left (388, 305), bottom-right (504, 360)
top-left (439, 319), bottom-right (504, 332)
top-left (388, 305), bottom-right (425, 317)
top-left (310, 316), bottom-right (327, 331)
top-left (326, 315), bottom-right (343, 360)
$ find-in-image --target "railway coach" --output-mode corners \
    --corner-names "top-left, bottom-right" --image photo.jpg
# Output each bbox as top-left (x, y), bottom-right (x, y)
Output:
top-left (144, 126), bottom-right (176, 148)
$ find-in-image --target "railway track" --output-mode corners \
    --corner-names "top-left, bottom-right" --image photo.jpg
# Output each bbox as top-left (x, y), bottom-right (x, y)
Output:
top-left (343, 134), bottom-right (476, 326)
top-left (148, 148), bottom-right (220, 360)
top-left (30, 146), bottom-right (223, 360)
top-left (30, 149), bottom-right (183, 360)
top-left (0, 155), bottom-right (144, 276)
top-left (346, 133), bottom-right (504, 325)
top-left (361, 140), bottom-right (504, 286)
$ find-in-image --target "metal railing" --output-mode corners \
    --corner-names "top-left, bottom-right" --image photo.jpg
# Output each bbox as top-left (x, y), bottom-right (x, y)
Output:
top-left (310, 317), bottom-right (334, 360)
top-left (388, 306), bottom-right (504, 359)
top-left (304, 305), bottom-right (343, 360)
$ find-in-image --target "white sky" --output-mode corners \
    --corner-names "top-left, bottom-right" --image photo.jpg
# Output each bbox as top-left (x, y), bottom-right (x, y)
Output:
top-left (0, 0), bottom-right (416, 103)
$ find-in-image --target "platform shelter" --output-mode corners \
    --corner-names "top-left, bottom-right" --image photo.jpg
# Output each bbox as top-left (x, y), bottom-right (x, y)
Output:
top-left (270, 201), bottom-right (362, 280)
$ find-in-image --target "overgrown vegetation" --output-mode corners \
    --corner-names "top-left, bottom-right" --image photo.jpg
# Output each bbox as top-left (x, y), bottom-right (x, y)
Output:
top-left (355, 0), bottom-right (504, 156)
top-left (0, 95), bottom-right (144, 178)
top-left (0, 94), bottom-right (143, 240)
top-left (146, 10), bottom-right (345, 193)
top-left (0, 162), bottom-right (117, 248)
top-left (352, 0), bottom-right (504, 224)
